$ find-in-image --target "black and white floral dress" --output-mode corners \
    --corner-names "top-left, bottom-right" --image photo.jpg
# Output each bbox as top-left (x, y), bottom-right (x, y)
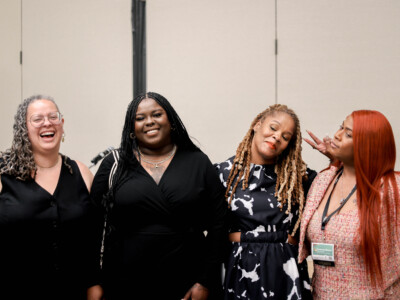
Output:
top-left (215, 157), bottom-right (316, 300)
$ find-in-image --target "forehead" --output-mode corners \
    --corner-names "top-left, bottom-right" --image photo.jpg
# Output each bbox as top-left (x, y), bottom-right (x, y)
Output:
top-left (263, 112), bottom-right (295, 130)
top-left (27, 99), bottom-right (58, 116)
top-left (344, 115), bottom-right (353, 127)
top-left (136, 98), bottom-right (164, 113)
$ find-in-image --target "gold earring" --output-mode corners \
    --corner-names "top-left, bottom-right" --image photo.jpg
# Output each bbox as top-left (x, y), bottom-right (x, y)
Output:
top-left (62, 133), bottom-right (65, 142)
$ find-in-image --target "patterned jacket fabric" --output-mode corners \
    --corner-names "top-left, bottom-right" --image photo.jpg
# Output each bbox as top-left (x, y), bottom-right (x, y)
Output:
top-left (299, 164), bottom-right (400, 299)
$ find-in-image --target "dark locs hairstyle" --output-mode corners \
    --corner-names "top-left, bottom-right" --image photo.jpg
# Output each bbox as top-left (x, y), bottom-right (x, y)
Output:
top-left (0, 94), bottom-right (60, 180)
top-left (224, 104), bottom-right (308, 235)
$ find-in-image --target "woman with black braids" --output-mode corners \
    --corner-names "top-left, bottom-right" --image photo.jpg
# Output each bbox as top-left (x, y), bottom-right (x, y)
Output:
top-left (215, 104), bottom-right (318, 299)
top-left (0, 95), bottom-right (102, 300)
top-left (90, 92), bottom-right (228, 300)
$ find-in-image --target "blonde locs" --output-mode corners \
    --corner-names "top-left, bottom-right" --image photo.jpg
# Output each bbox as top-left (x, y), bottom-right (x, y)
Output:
top-left (225, 104), bottom-right (307, 235)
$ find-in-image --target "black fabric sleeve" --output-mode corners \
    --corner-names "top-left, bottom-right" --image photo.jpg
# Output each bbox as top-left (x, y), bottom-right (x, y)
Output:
top-left (196, 155), bottom-right (229, 293)
top-left (91, 153), bottom-right (116, 208)
top-left (304, 167), bottom-right (318, 198)
top-left (88, 153), bottom-right (116, 285)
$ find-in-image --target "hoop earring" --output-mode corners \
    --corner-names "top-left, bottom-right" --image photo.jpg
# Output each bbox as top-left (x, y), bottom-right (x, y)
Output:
top-left (129, 133), bottom-right (135, 140)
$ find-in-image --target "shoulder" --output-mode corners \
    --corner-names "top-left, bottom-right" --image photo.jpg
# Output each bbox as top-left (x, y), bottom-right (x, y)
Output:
top-left (177, 148), bottom-right (213, 166)
top-left (75, 160), bottom-right (94, 192)
top-left (214, 156), bottom-right (235, 172)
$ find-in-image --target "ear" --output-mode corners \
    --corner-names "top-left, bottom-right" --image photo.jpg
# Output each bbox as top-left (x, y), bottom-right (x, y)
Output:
top-left (253, 121), bottom-right (261, 133)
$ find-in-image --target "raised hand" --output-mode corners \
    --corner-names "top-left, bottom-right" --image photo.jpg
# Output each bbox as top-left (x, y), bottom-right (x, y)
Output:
top-left (303, 130), bottom-right (334, 161)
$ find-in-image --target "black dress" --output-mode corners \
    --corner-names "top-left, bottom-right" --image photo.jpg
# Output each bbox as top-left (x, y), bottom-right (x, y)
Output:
top-left (215, 157), bottom-right (317, 300)
top-left (91, 148), bottom-right (228, 300)
top-left (0, 155), bottom-right (100, 300)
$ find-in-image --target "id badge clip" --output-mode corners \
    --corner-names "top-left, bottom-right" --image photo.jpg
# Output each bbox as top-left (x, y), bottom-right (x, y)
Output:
top-left (311, 242), bottom-right (335, 266)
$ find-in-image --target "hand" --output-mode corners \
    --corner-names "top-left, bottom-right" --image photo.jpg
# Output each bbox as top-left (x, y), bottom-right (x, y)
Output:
top-left (87, 284), bottom-right (104, 300)
top-left (303, 130), bottom-right (334, 161)
top-left (182, 283), bottom-right (209, 300)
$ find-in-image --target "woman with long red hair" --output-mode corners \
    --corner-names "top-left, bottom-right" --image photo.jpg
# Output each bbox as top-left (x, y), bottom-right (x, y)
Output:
top-left (299, 110), bottom-right (400, 298)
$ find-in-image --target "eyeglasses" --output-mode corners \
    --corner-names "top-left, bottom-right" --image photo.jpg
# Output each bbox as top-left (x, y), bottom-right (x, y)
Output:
top-left (29, 112), bottom-right (63, 128)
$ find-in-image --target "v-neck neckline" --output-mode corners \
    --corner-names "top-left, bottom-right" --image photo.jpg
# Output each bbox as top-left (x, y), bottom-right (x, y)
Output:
top-left (138, 148), bottom-right (178, 186)
top-left (33, 155), bottom-right (64, 197)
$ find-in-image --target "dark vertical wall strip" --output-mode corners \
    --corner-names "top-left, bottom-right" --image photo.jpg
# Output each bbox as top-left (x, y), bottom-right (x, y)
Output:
top-left (132, 0), bottom-right (146, 97)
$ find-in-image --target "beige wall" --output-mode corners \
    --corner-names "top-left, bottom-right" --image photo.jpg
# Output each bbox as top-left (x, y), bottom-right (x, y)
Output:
top-left (147, 0), bottom-right (400, 172)
top-left (1, 0), bottom-right (399, 174)
top-left (0, 0), bottom-right (132, 174)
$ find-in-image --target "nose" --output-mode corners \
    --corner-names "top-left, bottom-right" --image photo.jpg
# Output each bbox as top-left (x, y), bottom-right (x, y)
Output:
top-left (334, 128), bottom-right (343, 140)
top-left (272, 132), bottom-right (281, 142)
top-left (144, 116), bottom-right (155, 126)
top-left (42, 116), bottom-right (52, 126)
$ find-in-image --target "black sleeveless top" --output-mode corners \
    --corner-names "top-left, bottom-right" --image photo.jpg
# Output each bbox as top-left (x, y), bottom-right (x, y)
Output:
top-left (0, 155), bottom-right (100, 300)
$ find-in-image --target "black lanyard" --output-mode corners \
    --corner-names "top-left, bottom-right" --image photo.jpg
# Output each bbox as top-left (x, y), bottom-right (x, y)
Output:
top-left (321, 170), bottom-right (357, 231)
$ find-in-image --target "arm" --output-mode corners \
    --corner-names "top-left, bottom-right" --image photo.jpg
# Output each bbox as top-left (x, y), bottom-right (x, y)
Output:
top-left (192, 156), bottom-right (228, 297)
top-left (76, 160), bottom-right (94, 192)
top-left (0, 175), bottom-right (2, 193)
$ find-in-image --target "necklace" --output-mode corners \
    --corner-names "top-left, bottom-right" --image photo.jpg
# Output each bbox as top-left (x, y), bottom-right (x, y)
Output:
top-left (36, 155), bottom-right (60, 169)
top-left (138, 145), bottom-right (177, 168)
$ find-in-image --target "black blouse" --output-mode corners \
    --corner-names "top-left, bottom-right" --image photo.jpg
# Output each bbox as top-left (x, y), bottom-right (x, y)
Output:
top-left (91, 148), bottom-right (228, 297)
top-left (0, 156), bottom-right (100, 300)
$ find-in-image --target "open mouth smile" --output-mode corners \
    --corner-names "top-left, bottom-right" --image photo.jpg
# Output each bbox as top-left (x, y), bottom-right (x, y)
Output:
top-left (40, 131), bottom-right (55, 138)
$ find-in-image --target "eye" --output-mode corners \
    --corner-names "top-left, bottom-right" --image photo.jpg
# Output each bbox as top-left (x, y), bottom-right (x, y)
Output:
top-left (339, 125), bottom-right (344, 130)
top-left (282, 136), bottom-right (290, 142)
top-left (270, 125), bottom-right (277, 131)
top-left (345, 132), bottom-right (352, 138)
top-left (48, 113), bottom-right (59, 121)
top-left (153, 112), bottom-right (162, 118)
top-left (135, 116), bottom-right (144, 121)
top-left (31, 115), bottom-right (44, 123)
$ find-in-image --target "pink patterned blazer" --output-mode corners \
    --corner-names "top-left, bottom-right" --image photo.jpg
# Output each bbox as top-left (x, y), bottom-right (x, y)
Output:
top-left (298, 165), bottom-right (400, 299)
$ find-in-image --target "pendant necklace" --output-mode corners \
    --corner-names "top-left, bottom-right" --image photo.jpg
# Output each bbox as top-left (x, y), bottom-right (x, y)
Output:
top-left (138, 145), bottom-right (177, 168)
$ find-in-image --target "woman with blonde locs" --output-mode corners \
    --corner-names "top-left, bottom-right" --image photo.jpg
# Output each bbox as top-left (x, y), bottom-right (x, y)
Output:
top-left (215, 104), bottom-right (318, 299)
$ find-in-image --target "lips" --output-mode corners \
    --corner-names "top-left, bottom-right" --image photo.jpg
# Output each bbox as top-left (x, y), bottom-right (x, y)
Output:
top-left (266, 142), bottom-right (276, 150)
top-left (144, 128), bottom-right (160, 136)
top-left (330, 141), bottom-right (338, 149)
top-left (40, 131), bottom-right (55, 138)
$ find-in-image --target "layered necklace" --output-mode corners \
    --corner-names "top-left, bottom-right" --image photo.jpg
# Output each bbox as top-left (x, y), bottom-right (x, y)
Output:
top-left (138, 145), bottom-right (177, 168)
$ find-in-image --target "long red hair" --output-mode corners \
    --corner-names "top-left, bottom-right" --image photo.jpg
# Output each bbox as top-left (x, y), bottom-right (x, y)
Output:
top-left (352, 110), bottom-right (399, 286)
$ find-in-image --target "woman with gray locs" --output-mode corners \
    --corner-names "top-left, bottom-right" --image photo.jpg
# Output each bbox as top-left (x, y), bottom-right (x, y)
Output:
top-left (90, 92), bottom-right (228, 300)
top-left (0, 95), bottom-right (102, 300)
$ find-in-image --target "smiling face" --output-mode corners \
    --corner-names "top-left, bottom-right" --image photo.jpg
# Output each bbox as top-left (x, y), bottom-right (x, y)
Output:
top-left (134, 98), bottom-right (172, 150)
top-left (330, 115), bottom-right (354, 165)
top-left (251, 112), bottom-right (295, 164)
top-left (26, 99), bottom-right (64, 155)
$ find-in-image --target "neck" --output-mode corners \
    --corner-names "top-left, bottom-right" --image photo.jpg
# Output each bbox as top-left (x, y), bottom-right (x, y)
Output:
top-left (341, 163), bottom-right (356, 181)
top-left (138, 144), bottom-right (175, 157)
top-left (34, 152), bottom-right (60, 168)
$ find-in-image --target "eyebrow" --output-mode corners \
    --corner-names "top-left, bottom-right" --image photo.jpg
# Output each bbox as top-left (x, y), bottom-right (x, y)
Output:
top-left (136, 109), bottom-right (163, 115)
top-left (270, 120), bottom-right (293, 135)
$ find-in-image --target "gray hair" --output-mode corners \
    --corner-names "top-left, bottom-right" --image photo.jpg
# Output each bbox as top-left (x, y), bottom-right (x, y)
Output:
top-left (0, 94), bottom-right (59, 180)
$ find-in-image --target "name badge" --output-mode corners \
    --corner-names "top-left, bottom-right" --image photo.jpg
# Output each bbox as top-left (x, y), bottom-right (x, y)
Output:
top-left (311, 242), bottom-right (335, 266)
